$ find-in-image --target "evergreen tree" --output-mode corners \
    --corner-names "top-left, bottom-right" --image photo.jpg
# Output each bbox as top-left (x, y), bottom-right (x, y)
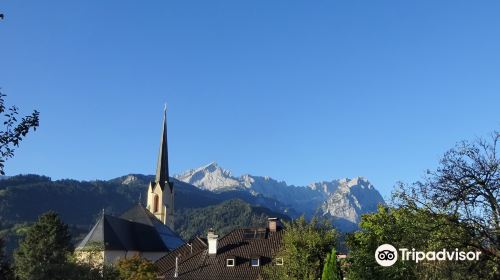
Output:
top-left (0, 237), bottom-right (13, 280)
top-left (14, 211), bottom-right (73, 280)
top-left (322, 252), bottom-right (332, 280)
top-left (322, 247), bottom-right (340, 280)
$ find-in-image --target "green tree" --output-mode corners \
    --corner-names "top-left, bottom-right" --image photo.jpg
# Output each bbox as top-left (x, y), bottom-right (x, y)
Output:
top-left (347, 205), bottom-right (483, 280)
top-left (116, 255), bottom-right (157, 280)
top-left (0, 91), bottom-right (40, 175)
top-left (0, 237), bottom-right (13, 280)
top-left (322, 247), bottom-right (340, 280)
top-left (264, 216), bottom-right (337, 280)
top-left (394, 131), bottom-right (500, 279)
top-left (14, 211), bottom-right (73, 280)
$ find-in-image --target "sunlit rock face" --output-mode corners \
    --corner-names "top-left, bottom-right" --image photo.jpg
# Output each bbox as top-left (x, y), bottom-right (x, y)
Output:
top-left (175, 162), bottom-right (385, 231)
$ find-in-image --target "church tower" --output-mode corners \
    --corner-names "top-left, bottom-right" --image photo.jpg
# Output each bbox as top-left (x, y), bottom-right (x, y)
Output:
top-left (147, 106), bottom-right (174, 229)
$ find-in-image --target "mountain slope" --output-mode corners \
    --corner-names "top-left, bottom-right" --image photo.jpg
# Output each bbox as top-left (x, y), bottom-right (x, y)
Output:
top-left (175, 199), bottom-right (289, 240)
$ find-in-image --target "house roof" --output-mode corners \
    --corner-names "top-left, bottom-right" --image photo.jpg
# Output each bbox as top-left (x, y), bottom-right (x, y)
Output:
top-left (155, 227), bottom-right (284, 280)
top-left (156, 236), bottom-right (208, 274)
top-left (76, 205), bottom-right (184, 252)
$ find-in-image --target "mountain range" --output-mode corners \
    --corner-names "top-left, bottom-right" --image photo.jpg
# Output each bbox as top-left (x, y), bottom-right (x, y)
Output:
top-left (0, 162), bottom-right (384, 255)
top-left (175, 162), bottom-right (385, 231)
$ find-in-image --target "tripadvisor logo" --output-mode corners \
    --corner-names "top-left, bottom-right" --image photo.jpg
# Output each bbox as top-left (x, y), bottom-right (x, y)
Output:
top-left (375, 244), bottom-right (398, 267)
top-left (375, 244), bottom-right (482, 267)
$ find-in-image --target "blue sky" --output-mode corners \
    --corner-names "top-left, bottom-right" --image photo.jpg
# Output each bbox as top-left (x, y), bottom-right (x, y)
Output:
top-left (1, 1), bottom-right (499, 198)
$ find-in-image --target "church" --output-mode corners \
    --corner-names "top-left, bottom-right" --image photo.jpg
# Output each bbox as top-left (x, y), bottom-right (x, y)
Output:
top-left (75, 108), bottom-right (184, 264)
top-left (76, 108), bottom-right (287, 279)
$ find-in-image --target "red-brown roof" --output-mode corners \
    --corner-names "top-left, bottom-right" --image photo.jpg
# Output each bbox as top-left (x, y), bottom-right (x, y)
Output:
top-left (155, 227), bottom-right (284, 280)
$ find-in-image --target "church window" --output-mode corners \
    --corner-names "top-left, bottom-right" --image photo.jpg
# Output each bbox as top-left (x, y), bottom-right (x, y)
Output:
top-left (153, 195), bottom-right (159, 213)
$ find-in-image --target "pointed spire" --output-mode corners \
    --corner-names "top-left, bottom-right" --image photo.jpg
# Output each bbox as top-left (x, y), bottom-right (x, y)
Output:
top-left (155, 105), bottom-right (169, 188)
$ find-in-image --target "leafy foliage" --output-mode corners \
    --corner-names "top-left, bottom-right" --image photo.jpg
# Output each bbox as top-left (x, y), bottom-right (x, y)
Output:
top-left (116, 255), bottom-right (156, 280)
top-left (64, 260), bottom-right (120, 280)
top-left (347, 205), bottom-right (491, 280)
top-left (13, 211), bottom-right (73, 280)
top-left (0, 91), bottom-right (39, 175)
top-left (393, 131), bottom-right (500, 279)
top-left (264, 216), bottom-right (337, 280)
top-left (321, 247), bottom-right (341, 280)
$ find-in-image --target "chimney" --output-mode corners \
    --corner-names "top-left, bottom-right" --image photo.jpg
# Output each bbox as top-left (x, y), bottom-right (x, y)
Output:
top-left (207, 229), bottom-right (218, 255)
top-left (174, 256), bottom-right (179, 278)
top-left (268, 217), bottom-right (280, 232)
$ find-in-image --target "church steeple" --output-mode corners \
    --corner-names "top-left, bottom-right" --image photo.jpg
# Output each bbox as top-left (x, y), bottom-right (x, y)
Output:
top-left (155, 105), bottom-right (170, 190)
top-left (147, 105), bottom-right (175, 228)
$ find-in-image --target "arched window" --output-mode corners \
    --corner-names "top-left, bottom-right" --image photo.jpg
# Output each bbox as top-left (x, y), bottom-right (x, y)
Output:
top-left (153, 195), bottom-right (159, 213)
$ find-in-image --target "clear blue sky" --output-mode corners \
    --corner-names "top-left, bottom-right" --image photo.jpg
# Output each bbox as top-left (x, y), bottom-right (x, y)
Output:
top-left (1, 1), bottom-right (499, 198)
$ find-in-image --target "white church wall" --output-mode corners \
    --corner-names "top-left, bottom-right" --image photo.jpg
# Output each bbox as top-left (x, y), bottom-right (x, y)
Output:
top-left (103, 250), bottom-right (169, 264)
top-left (141, 252), bottom-right (169, 262)
top-left (104, 250), bottom-right (128, 264)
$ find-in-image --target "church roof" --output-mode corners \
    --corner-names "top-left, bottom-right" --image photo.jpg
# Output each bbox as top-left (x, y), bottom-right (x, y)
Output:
top-left (76, 213), bottom-right (169, 252)
top-left (155, 227), bottom-right (284, 280)
top-left (120, 204), bottom-right (185, 250)
top-left (120, 204), bottom-right (162, 226)
top-left (76, 205), bottom-right (184, 253)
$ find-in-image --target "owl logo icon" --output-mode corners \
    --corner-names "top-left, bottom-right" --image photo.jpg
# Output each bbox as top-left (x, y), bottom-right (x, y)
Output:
top-left (375, 244), bottom-right (398, 266)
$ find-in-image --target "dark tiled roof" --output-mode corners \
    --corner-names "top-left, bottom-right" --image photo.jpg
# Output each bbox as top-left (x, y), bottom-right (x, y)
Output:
top-left (77, 205), bottom-right (184, 252)
top-left (156, 227), bottom-right (284, 280)
top-left (76, 214), bottom-right (168, 252)
top-left (120, 204), bottom-right (185, 250)
top-left (156, 237), bottom-right (208, 275)
top-left (120, 204), bottom-right (158, 226)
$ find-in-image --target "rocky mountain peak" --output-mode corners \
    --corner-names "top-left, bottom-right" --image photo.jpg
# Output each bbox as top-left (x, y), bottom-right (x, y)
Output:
top-left (174, 163), bottom-right (385, 231)
top-left (122, 175), bottom-right (139, 185)
top-left (175, 162), bottom-right (239, 191)
top-left (346, 176), bottom-right (371, 188)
